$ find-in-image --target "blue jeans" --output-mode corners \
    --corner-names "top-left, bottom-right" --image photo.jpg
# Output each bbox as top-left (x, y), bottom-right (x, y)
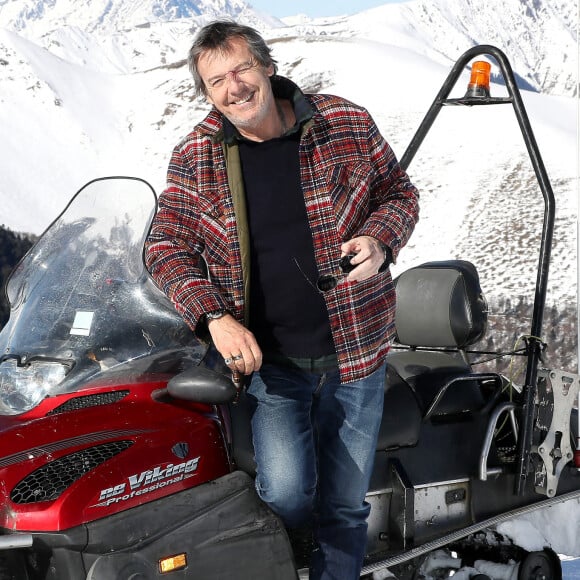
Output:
top-left (246, 361), bottom-right (386, 580)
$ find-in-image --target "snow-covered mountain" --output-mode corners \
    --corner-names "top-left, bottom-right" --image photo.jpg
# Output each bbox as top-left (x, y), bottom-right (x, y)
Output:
top-left (0, 0), bottom-right (281, 73)
top-left (1, 0), bottom-right (576, 93)
top-left (0, 0), bottom-right (282, 35)
top-left (0, 0), bottom-right (577, 367)
top-left (304, 0), bottom-right (578, 97)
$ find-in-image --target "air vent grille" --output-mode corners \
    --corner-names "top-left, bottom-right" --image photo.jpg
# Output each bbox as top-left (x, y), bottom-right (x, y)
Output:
top-left (11, 440), bottom-right (133, 504)
top-left (47, 390), bottom-right (130, 415)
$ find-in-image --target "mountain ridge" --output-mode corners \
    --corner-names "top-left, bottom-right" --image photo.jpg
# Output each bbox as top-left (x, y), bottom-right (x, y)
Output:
top-left (0, 0), bottom-right (282, 35)
top-left (0, 0), bottom-right (576, 96)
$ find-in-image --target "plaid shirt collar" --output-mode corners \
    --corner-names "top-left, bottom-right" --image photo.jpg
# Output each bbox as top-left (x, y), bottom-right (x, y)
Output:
top-left (221, 75), bottom-right (314, 144)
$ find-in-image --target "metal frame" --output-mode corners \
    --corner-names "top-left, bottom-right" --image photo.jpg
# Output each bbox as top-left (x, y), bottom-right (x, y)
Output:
top-left (399, 44), bottom-right (556, 495)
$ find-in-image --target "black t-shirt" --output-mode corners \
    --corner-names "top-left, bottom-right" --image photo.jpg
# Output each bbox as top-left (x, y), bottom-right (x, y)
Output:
top-left (238, 132), bottom-right (335, 358)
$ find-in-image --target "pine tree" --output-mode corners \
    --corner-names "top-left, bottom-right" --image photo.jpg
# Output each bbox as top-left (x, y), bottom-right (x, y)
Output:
top-left (0, 225), bottom-right (35, 328)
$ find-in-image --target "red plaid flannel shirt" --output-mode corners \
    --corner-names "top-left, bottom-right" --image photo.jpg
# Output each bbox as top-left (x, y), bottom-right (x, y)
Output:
top-left (145, 82), bottom-right (419, 383)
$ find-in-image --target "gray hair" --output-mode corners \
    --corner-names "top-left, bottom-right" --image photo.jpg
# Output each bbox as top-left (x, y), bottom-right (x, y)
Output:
top-left (188, 20), bottom-right (278, 97)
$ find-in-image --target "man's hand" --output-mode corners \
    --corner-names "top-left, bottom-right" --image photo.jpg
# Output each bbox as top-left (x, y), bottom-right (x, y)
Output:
top-left (207, 314), bottom-right (262, 375)
top-left (340, 236), bottom-right (388, 281)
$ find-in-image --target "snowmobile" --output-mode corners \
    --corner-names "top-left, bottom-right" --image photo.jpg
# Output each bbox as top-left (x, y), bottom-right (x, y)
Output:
top-left (0, 45), bottom-right (578, 580)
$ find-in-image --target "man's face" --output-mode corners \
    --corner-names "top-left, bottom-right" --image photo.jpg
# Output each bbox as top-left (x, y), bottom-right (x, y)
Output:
top-left (197, 37), bottom-right (275, 135)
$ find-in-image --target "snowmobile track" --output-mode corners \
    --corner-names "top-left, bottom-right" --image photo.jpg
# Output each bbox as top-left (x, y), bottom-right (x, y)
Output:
top-left (361, 487), bottom-right (580, 576)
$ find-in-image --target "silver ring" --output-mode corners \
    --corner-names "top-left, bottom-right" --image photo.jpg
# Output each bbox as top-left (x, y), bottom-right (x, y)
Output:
top-left (232, 354), bottom-right (244, 361)
top-left (224, 357), bottom-right (234, 365)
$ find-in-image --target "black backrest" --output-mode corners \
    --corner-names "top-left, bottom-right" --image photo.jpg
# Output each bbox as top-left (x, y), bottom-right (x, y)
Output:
top-left (394, 260), bottom-right (487, 349)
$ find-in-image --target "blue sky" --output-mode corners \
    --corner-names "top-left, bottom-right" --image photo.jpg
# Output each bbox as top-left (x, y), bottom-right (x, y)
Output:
top-left (249, 0), bottom-right (405, 19)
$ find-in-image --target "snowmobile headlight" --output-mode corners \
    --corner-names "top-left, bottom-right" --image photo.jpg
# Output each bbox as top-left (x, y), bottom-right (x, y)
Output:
top-left (0, 358), bottom-right (68, 415)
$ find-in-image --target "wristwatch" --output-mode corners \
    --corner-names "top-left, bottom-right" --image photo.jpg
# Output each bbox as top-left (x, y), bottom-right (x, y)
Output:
top-left (204, 309), bottom-right (229, 323)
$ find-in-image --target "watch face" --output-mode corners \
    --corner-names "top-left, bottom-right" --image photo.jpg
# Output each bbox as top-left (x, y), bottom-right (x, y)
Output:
top-left (206, 310), bottom-right (225, 319)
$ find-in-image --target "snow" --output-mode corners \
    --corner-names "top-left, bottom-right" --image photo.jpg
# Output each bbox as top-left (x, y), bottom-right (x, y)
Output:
top-left (0, 0), bottom-right (579, 576)
top-left (497, 499), bottom-right (580, 557)
top-left (367, 498), bottom-right (580, 578)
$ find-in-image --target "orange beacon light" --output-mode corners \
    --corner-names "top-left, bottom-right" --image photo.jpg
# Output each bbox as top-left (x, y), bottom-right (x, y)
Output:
top-left (465, 60), bottom-right (491, 97)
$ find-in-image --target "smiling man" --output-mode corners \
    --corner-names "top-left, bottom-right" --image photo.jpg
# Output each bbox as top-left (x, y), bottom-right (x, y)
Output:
top-left (145, 20), bottom-right (419, 580)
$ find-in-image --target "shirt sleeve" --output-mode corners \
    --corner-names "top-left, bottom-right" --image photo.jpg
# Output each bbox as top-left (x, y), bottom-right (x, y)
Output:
top-left (355, 111), bottom-right (420, 263)
top-left (144, 145), bottom-right (228, 334)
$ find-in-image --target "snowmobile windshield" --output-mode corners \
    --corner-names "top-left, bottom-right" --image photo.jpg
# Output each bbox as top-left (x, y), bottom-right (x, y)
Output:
top-left (0, 177), bottom-right (203, 415)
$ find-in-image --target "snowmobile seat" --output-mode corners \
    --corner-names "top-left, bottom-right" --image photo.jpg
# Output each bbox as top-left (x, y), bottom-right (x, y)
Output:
top-left (378, 260), bottom-right (493, 450)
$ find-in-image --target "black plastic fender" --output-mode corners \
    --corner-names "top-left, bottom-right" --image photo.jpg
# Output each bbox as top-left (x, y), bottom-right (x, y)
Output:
top-left (83, 471), bottom-right (296, 579)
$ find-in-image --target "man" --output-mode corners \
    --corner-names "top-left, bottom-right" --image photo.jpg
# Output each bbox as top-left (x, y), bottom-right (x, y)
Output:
top-left (145, 20), bottom-right (419, 580)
